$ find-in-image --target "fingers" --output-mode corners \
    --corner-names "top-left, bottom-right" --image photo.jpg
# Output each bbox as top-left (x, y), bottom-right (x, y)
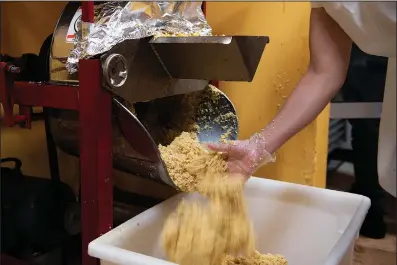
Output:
top-left (205, 142), bottom-right (231, 153)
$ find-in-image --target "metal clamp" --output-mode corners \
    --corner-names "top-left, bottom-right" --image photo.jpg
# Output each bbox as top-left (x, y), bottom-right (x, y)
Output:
top-left (102, 53), bottom-right (128, 90)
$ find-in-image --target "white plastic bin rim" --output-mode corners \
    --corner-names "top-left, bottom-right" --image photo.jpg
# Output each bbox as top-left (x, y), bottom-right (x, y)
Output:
top-left (88, 177), bottom-right (370, 265)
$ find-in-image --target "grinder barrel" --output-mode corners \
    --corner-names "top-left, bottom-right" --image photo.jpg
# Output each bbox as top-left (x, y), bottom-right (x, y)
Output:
top-left (47, 2), bottom-right (269, 188)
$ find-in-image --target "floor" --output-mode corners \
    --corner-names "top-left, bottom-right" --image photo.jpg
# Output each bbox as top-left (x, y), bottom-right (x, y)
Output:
top-left (354, 235), bottom-right (396, 265)
top-left (328, 162), bottom-right (396, 265)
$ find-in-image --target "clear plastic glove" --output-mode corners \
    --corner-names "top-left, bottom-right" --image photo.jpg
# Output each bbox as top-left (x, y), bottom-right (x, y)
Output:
top-left (206, 133), bottom-right (275, 179)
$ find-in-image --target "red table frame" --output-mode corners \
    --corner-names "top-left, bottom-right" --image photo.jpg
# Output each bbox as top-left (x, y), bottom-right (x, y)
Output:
top-left (1, 59), bottom-right (112, 265)
top-left (0, 2), bottom-right (215, 265)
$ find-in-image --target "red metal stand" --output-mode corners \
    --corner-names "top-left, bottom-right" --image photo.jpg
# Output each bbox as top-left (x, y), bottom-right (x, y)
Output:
top-left (78, 5), bottom-right (113, 263)
top-left (0, 2), bottom-right (113, 264)
top-left (0, 2), bottom-right (211, 265)
top-left (0, 59), bottom-right (113, 265)
top-left (79, 59), bottom-right (113, 265)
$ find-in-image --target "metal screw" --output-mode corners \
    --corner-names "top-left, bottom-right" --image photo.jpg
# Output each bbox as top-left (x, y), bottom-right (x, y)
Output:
top-left (103, 53), bottom-right (128, 89)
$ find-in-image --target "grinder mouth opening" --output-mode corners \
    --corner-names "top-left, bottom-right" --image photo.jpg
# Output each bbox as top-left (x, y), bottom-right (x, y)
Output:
top-left (134, 85), bottom-right (238, 147)
top-left (127, 84), bottom-right (238, 188)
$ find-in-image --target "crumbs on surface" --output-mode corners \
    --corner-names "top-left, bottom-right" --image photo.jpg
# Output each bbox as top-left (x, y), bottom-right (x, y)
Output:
top-left (222, 251), bottom-right (288, 265)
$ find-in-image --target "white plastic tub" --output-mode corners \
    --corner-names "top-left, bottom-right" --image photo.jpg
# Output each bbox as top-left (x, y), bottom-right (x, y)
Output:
top-left (88, 177), bottom-right (370, 265)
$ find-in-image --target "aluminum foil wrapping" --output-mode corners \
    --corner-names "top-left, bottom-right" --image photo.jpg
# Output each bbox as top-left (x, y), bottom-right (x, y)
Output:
top-left (66, 1), bottom-right (212, 74)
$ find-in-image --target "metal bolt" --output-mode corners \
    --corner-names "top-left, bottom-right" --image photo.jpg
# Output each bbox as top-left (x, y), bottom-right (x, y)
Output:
top-left (103, 53), bottom-right (128, 89)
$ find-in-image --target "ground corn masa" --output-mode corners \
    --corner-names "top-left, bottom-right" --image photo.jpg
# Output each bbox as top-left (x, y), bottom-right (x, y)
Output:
top-left (159, 133), bottom-right (287, 265)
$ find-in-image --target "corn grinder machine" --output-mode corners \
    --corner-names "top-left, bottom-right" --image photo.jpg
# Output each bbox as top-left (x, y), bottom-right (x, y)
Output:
top-left (44, 1), bottom-right (270, 188)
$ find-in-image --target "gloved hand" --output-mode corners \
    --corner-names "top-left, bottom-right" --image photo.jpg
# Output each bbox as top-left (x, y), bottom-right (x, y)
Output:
top-left (206, 133), bottom-right (275, 179)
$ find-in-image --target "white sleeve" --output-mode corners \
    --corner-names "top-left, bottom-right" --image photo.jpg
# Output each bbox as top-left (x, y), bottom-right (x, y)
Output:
top-left (309, 2), bottom-right (396, 57)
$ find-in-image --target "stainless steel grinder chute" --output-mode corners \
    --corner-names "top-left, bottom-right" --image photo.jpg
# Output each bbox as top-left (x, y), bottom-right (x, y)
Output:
top-left (47, 2), bottom-right (270, 188)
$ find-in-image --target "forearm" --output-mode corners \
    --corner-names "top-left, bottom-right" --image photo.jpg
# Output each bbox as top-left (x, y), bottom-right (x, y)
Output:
top-left (253, 7), bottom-right (352, 156)
top-left (258, 70), bottom-right (343, 153)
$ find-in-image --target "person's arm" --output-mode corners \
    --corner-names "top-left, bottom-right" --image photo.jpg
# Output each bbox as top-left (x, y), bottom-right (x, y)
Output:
top-left (207, 8), bottom-right (353, 178)
top-left (260, 7), bottom-right (352, 153)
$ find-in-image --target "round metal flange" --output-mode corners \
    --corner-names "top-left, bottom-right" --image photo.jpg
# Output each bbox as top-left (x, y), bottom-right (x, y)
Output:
top-left (103, 53), bottom-right (128, 89)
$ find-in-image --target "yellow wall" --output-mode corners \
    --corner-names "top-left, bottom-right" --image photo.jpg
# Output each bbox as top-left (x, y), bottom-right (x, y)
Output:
top-left (1, 2), bottom-right (67, 55)
top-left (206, 2), bottom-right (329, 187)
top-left (1, 2), bottom-right (329, 190)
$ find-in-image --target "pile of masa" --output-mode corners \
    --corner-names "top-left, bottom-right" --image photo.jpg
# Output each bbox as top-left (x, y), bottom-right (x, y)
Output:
top-left (152, 86), bottom-right (288, 265)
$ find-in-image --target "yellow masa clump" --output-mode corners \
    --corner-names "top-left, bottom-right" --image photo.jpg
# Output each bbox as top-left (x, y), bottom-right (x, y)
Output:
top-left (222, 251), bottom-right (288, 265)
top-left (159, 133), bottom-right (288, 265)
top-left (159, 132), bottom-right (206, 192)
